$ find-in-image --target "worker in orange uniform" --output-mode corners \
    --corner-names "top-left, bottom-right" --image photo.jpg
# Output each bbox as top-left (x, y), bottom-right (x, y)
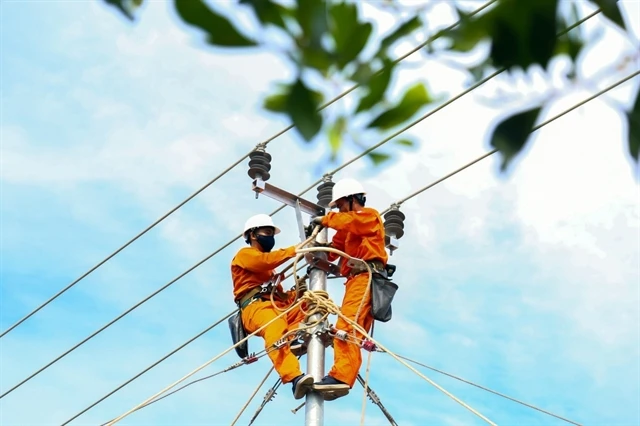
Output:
top-left (309, 178), bottom-right (388, 399)
top-left (231, 213), bottom-right (314, 400)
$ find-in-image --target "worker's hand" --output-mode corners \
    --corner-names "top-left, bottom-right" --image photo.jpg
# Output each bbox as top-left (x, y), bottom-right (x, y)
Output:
top-left (273, 272), bottom-right (286, 285)
top-left (296, 277), bottom-right (308, 296)
top-left (304, 223), bottom-right (315, 238)
top-left (310, 216), bottom-right (325, 226)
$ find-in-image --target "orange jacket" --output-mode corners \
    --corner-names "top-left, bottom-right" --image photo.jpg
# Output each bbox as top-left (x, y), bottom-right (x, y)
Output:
top-left (231, 246), bottom-right (296, 301)
top-left (321, 207), bottom-right (388, 277)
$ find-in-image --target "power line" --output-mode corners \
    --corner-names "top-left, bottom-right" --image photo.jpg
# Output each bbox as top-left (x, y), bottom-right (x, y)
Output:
top-left (0, 8), bottom-right (604, 400)
top-left (93, 37), bottom-right (636, 426)
top-left (381, 69), bottom-right (640, 214)
top-left (394, 354), bottom-right (582, 426)
top-left (99, 359), bottom-right (261, 426)
top-left (0, 0), bottom-right (497, 340)
top-left (0, 31), bottom-right (489, 404)
top-left (0, 238), bottom-right (243, 400)
top-left (61, 310), bottom-right (237, 425)
top-left (67, 64), bottom-right (633, 426)
top-left (287, 8), bottom-right (604, 195)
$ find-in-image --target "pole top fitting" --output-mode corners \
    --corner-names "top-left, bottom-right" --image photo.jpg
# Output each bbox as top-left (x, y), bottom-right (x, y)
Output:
top-left (322, 173), bottom-right (333, 183)
top-left (254, 142), bottom-right (267, 152)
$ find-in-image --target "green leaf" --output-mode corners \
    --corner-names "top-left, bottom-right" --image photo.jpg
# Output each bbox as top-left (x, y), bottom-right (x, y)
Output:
top-left (300, 48), bottom-right (334, 73)
top-left (395, 138), bottom-right (414, 147)
top-left (264, 93), bottom-right (288, 113)
top-left (490, 107), bottom-right (542, 171)
top-left (444, 7), bottom-right (490, 52)
top-left (488, 0), bottom-right (559, 70)
top-left (351, 62), bottom-right (374, 84)
top-left (296, 0), bottom-right (328, 49)
top-left (264, 82), bottom-right (323, 113)
top-left (103, 0), bottom-right (144, 20)
top-left (174, 0), bottom-right (257, 47)
top-left (285, 79), bottom-right (323, 141)
top-left (627, 92), bottom-right (640, 161)
top-left (367, 83), bottom-right (432, 130)
top-left (368, 152), bottom-right (391, 165)
top-left (554, 21), bottom-right (584, 62)
top-left (240, 0), bottom-right (290, 30)
top-left (329, 2), bottom-right (372, 69)
top-left (355, 59), bottom-right (393, 113)
top-left (588, 0), bottom-right (626, 30)
top-left (379, 16), bottom-right (423, 51)
top-left (328, 116), bottom-right (346, 159)
top-left (292, 0), bottom-right (333, 72)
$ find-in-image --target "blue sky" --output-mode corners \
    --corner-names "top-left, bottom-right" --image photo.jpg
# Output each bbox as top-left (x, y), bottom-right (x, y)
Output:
top-left (1, 1), bottom-right (639, 425)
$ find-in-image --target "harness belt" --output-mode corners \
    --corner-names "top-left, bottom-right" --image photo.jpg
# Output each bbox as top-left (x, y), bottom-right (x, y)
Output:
top-left (236, 282), bottom-right (289, 310)
top-left (348, 259), bottom-right (386, 277)
top-left (236, 285), bottom-right (271, 309)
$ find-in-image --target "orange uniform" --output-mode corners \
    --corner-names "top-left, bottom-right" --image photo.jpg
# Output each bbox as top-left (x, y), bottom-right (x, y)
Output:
top-left (321, 207), bottom-right (388, 387)
top-left (231, 246), bottom-right (305, 383)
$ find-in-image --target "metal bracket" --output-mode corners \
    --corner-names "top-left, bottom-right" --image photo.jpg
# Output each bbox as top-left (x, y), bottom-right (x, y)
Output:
top-left (385, 235), bottom-right (399, 255)
top-left (307, 257), bottom-right (341, 278)
top-left (346, 258), bottom-right (362, 269)
top-left (252, 179), bottom-right (325, 217)
top-left (294, 199), bottom-right (307, 242)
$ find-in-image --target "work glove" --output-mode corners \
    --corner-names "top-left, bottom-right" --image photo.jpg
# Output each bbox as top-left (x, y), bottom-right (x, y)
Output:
top-left (304, 223), bottom-right (315, 238)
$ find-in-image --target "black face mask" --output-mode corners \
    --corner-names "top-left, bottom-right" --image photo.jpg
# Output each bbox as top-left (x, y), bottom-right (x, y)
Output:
top-left (256, 235), bottom-right (275, 252)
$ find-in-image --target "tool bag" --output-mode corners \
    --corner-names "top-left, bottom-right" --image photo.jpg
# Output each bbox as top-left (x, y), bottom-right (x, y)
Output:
top-left (228, 312), bottom-right (249, 359)
top-left (370, 264), bottom-right (398, 323)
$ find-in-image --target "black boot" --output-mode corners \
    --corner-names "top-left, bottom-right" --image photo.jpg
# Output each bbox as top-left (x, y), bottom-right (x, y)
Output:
top-left (291, 373), bottom-right (314, 400)
top-left (312, 375), bottom-right (350, 401)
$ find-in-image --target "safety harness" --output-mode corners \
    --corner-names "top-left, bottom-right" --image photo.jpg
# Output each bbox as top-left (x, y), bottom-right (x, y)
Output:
top-left (235, 274), bottom-right (289, 310)
top-left (347, 259), bottom-right (386, 277)
top-left (229, 275), bottom-right (287, 359)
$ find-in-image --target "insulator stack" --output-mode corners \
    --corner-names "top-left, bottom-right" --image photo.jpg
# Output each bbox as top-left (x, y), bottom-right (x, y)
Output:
top-left (383, 207), bottom-right (405, 255)
top-left (248, 147), bottom-right (272, 199)
top-left (316, 179), bottom-right (334, 208)
top-left (247, 149), bottom-right (272, 182)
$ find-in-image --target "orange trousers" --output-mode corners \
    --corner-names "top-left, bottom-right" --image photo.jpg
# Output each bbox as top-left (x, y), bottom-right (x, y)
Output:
top-left (329, 273), bottom-right (374, 388)
top-left (241, 299), bottom-right (306, 383)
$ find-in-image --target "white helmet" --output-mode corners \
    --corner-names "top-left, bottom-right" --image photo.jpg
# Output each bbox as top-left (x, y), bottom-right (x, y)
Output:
top-left (243, 214), bottom-right (281, 236)
top-left (329, 178), bottom-right (366, 207)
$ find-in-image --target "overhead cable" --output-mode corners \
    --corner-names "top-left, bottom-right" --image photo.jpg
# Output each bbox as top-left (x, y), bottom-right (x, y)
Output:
top-left (0, 8), bottom-right (604, 399)
top-left (394, 354), bottom-right (582, 426)
top-left (0, 0), bottom-right (498, 340)
top-left (61, 309), bottom-right (237, 425)
top-left (381, 69), bottom-right (640, 215)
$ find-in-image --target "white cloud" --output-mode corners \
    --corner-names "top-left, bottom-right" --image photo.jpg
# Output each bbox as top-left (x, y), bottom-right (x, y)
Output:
top-left (2, 1), bottom-right (640, 426)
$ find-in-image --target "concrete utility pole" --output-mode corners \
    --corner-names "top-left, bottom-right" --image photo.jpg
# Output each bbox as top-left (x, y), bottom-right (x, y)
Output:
top-left (249, 152), bottom-right (337, 426)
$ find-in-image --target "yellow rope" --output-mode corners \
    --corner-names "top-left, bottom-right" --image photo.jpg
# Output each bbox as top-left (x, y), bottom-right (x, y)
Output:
top-left (360, 323), bottom-right (375, 426)
top-left (229, 366), bottom-right (275, 426)
top-left (106, 299), bottom-right (304, 425)
top-left (269, 226), bottom-right (322, 313)
top-left (293, 290), bottom-right (496, 426)
top-left (290, 247), bottom-right (494, 424)
top-left (333, 310), bottom-right (496, 425)
top-left (294, 245), bottom-right (373, 338)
